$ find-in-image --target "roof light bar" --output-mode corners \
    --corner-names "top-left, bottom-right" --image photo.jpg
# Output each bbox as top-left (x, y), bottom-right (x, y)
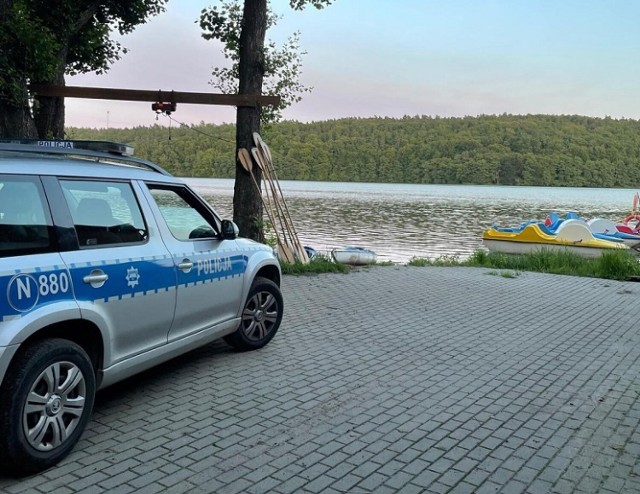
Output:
top-left (0, 139), bottom-right (134, 156)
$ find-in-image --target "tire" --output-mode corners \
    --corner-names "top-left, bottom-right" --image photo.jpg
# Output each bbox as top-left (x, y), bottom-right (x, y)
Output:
top-left (0, 338), bottom-right (96, 477)
top-left (224, 277), bottom-right (283, 351)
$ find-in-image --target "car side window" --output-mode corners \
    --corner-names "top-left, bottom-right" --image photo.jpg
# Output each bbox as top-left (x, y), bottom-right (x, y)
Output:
top-left (147, 185), bottom-right (218, 241)
top-left (0, 175), bottom-right (54, 257)
top-left (60, 180), bottom-right (147, 248)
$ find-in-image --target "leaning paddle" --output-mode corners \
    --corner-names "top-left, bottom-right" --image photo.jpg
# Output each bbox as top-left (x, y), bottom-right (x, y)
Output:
top-left (253, 134), bottom-right (309, 263)
top-left (238, 149), bottom-right (295, 264)
top-left (239, 148), bottom-right (295, 263)
top-left (237, 147), bottom-right (253, 173)
top-left (251, 146), bottom-right (307, 263)
top-left (251, 147), bottom-right (296, 253)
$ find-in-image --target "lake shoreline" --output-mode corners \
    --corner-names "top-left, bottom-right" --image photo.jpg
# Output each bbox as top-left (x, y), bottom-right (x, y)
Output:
top-left (186, 178), bottom-right (637, 264)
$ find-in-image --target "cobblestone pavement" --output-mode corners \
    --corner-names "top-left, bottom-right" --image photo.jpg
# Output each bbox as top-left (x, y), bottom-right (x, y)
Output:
top-left (1, 266), bottom-right (640, 494)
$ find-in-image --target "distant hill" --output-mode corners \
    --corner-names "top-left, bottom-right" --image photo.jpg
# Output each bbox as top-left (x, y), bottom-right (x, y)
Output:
top-left (66, 114), bottom-right (640, 187)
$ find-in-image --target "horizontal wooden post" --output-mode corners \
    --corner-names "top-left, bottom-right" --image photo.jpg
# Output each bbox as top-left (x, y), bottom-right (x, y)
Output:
top-left (28, 85), bottom-right (281, 107)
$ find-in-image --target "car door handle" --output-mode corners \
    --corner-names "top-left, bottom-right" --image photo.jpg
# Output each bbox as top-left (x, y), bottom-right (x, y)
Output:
top-left (178, 259), bottom-right (193, 273)
top-left (82, 271), bottom-right (109, 285)
top-left (83, 270), bottom-right (108, 288)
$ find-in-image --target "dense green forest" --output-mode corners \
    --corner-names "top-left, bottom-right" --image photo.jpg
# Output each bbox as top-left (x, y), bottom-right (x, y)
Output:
top-left (67, 114), bottom-right (640, 187)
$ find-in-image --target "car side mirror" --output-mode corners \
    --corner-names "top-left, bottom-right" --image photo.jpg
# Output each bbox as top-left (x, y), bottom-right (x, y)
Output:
top-left (221, 219), bottom-right (239, 240)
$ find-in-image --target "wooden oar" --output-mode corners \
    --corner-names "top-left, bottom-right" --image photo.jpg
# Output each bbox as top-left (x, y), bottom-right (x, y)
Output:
top-left (253, 134), bottom-right (301, 243)
top-left (250, 147), bottom-right (298, 255)
top-left (238, 149), bottom-right (295, 264)
top-left (240, 148), bottom-right (295, 264)
top-left (252, 133), bottom-right (305, 257)
top-left (238, 148), bottom-right (274, 221)
top-left (253, 134), bottom-right (309, 263)
top-left (239, 148), bottom-right (277, 236)
top-left (259, 139), bottom-right (298, 236)
top-left (251, 145), bottom-right (307, 263)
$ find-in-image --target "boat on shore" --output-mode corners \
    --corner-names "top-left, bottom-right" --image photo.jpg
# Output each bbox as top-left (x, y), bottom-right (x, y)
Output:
top-left (482, 219), bottom-right (628, 258)
top-left (587, 218), bottom-right (640, 250)
top-left (544, 212), bottom-right (640, 249)
top-left (331, 246), bottom-right (377, 265)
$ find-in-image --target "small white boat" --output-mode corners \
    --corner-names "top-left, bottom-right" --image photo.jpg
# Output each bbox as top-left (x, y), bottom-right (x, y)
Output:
top-left (303, 246), bottom-right (318, 259)
top-left (331, 246), bottom-right (377, 265)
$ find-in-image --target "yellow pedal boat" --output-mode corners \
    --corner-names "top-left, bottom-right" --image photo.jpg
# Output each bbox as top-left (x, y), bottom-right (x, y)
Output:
top-left (482, 219), bottom-right (628, 258)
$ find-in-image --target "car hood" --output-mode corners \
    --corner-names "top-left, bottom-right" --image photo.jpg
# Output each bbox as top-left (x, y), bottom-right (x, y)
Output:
top-left (235, 237), bottom-right (276, 254)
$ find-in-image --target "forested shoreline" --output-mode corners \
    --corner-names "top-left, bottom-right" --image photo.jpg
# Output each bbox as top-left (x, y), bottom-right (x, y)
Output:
top-left (67, 114), bottom-right (640, 187)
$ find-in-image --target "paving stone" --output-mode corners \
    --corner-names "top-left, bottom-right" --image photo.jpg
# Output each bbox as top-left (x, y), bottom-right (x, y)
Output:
top-left (405, 466), bottom-right (439, 488)
top-left (355, 472), bottom-right (388, 491)
top-left (1, 268), bottom-right (639, 494)
top-left (304, 474), bottom-right (335, 493)
top-left (246, 475), bottom-right (281, 494)
top-left (98, 470), bottom-right (139, 490)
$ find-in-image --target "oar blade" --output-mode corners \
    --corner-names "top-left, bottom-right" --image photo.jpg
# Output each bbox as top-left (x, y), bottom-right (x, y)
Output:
top-left (250, 146), bottom-right (267, 172)
top-left (237, 148), bottom-right (253, 172)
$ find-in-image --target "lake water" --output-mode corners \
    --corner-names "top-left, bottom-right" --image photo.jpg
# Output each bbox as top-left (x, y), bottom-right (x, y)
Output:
top-left (185, 178), bottom-right (639, 264)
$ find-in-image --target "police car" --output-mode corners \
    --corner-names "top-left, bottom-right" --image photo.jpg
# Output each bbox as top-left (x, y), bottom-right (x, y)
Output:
top-left (0, 140), bottom-right (283, 476)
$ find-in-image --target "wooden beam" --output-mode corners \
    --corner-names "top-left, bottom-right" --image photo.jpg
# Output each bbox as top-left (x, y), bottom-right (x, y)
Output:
top-left (28, 85), bottom-right (281, 107)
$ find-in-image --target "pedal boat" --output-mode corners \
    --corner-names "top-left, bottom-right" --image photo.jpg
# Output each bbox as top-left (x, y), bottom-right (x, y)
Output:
top-left (482, 219), bottom-right (628, 258)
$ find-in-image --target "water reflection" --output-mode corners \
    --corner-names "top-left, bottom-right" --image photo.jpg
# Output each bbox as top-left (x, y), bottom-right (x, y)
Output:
top-left (186, 178), bottom-right (636, 263)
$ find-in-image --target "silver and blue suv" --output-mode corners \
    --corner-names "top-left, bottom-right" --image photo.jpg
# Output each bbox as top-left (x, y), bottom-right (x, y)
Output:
top-left (0, 140), bottom-right (283, 476)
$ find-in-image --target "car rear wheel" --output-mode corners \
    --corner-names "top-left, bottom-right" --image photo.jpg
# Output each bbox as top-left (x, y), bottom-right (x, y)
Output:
top-left (224, 277), bottom-right (283, 351)
top-left (0, 338), bottom-right (96, 477)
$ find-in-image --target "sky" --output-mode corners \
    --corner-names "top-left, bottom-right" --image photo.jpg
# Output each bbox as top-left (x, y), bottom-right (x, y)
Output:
top-left (65, 0), bottom-right (640, 129)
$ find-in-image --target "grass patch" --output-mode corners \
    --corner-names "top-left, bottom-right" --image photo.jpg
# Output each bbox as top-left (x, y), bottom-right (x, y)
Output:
top-left (375, 260), bottom-right (396, 266)
top-left (500, 271), bottom-right (520, 278)
top-left (281, 254), bottom-right (351, 275)
top-left (485, 270), bottom-right (519, 278)
top-left (284, 248), bottom-right (640, 281)
top-left (282, 254), bottom-right (394, 275)
top-left (408, 254), bottom-right (461, 267)
top-left (411, 249), bottom-right (640, 281)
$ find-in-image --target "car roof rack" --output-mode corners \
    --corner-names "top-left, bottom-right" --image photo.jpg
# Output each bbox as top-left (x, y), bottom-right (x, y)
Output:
top-left (0, 139), bottom-right (172, 176)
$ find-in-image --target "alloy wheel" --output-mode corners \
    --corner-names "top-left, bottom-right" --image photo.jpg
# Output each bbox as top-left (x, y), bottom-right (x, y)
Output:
top-left (241, 290), bottom-right (279, 342)
top-left (23, 361), bottom-right (87, 452)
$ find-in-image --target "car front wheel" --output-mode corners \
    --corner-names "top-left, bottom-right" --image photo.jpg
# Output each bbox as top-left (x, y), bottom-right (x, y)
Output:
top-left (0, 338), bottom-right (96, 477)
top-left (224, 277), bottom-right (283, 351)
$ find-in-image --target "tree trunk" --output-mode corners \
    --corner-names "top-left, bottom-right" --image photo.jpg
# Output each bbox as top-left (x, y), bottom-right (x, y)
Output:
top-left (0, 0), bottom-right (36, 138)
top-left (0, 88), bottom-right (37, 138)
top-left (31, 3), bottom-right (97, 140)
top-left (233, 0), bottom-right (267, 242)
top-left (34, 63), bottom-right (66, 140)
